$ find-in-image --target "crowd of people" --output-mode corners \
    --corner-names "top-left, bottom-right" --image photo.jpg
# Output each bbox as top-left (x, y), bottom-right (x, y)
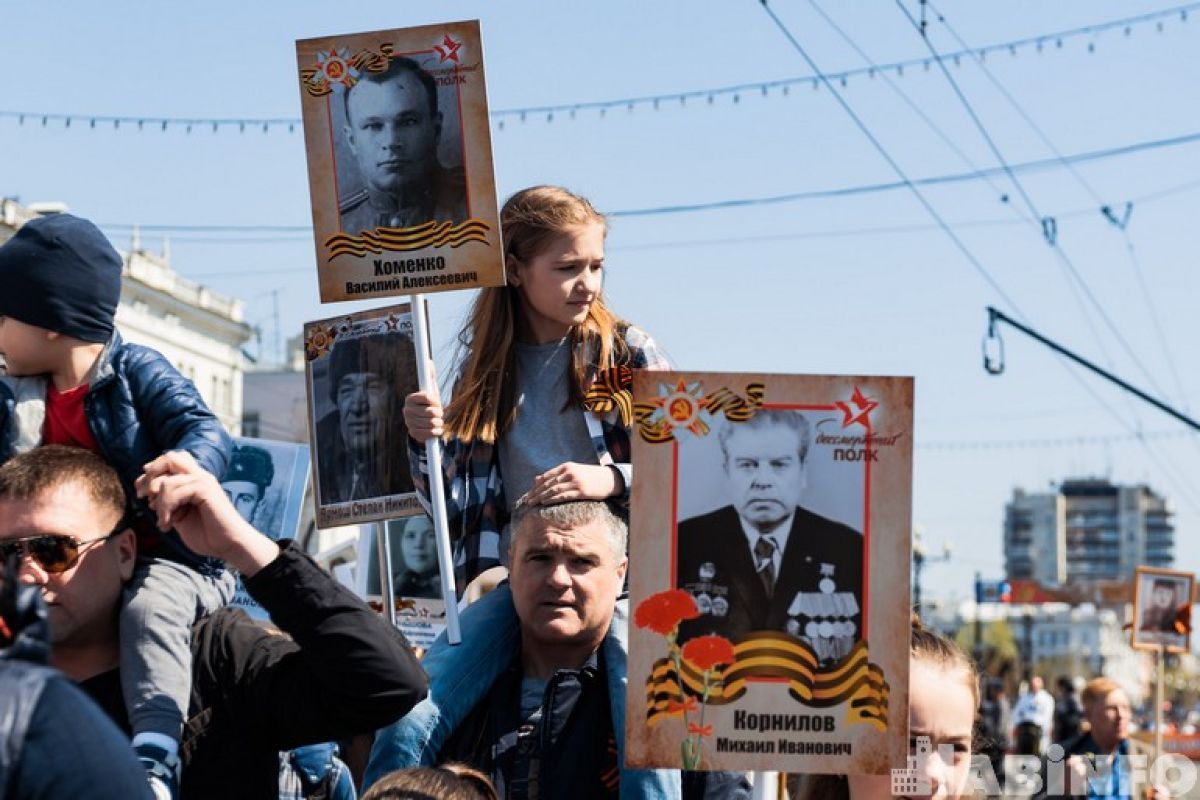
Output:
top-left (0, 148), bottom-right (1184, 798)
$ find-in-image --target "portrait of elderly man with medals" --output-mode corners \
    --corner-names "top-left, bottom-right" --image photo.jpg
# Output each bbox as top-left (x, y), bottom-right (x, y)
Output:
top-left (675, 409), bottom-right (863, 667)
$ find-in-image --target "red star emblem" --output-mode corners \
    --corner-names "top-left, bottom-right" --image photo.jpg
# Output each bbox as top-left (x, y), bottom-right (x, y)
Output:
top-left (434, 35), bottom-right (462, 64)
top-left (834, 386), bottom-right (878, 429)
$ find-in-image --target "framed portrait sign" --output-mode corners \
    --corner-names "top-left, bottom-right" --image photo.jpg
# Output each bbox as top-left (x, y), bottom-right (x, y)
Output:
top-left (303, 303), bottom-right (424, 527)
top-left (357, 517), bottom-right (447, 650)
top-left (1132, 566), bottom-right (1193, 653)
top-left (221, 437), bottom-right (311, 620)
top-left (625, 372), bottom-right (913, 775)
top-left (296, 20), bottom-right (504, 303)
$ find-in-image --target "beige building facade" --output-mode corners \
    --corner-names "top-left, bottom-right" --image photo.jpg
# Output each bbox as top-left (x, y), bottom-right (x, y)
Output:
top-left (0, 198), bottom-right (252, 434)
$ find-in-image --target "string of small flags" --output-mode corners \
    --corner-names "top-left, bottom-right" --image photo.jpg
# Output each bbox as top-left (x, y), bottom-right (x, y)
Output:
top-left (0, 2), bottom-right (1193, 135)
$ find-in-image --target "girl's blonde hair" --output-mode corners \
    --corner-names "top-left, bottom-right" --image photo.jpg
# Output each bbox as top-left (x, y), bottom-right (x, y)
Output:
top-left (444, 185), bottom-right (627, 443)
top-left (910, 612), bottom-right (979, 708)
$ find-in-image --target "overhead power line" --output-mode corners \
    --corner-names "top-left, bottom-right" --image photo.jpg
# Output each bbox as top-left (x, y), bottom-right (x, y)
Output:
top-left (0, 2), bottom-right (1194, 134)
top-left (491, 1), bottom-right (1195, 122)
top-left (985, 308), bottom-right (1200, 434)
top-left (90, 131), bottom-right (1200, 236)
top-left (896, 0), bottom-right (1173, 427)
top-left (141, 175), bottom-right (1195, 272)
top-left (924, 0), bottom-right (1193, 413)
top-left (917, 428), bottom-right (1193, 451)
top-left (756, 1), bottom-right (1200, 516)
top-left (804, 0), bottom-right (1025, 218)
top-left (607, 130), bottom-right (1200, 217)
top-left (888, 0), bottom-right (1200, 511)
top-left (164, 175), bottom-right (1200, 273)
top-left (755, 0), bottom-right (1021, 311)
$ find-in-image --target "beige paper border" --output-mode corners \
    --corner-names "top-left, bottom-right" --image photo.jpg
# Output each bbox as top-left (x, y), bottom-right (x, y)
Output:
top-left (1132, 566), bottom-right (1194, 653)
top-left (625, 372), bottom-right (913, 775)
top-left (296, 20), bottom-right (503, 303)
top-left (303, 303), bottom-right (423, 527)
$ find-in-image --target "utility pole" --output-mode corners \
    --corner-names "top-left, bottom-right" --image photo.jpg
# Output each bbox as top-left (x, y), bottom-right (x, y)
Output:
top-left (1021, 610), bottom-right (1034, 683)
top-left (973, 572), bottom-right (984, 667)
top-left (984, 306), bottom-right (1200, 432)
top-left (911, 528), bottom-right (951, 619)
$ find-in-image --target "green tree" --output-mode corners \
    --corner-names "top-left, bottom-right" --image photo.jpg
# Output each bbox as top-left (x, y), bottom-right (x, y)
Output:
top-left (957, 619), bottom-right (1020, 690)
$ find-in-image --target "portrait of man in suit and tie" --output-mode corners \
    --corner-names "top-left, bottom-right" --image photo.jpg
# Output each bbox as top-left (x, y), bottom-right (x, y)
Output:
top-left (675, 409), bottom-right (864, 667)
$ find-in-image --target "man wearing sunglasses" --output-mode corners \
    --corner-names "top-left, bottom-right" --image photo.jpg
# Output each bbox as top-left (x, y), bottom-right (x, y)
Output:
top-left (1, 551), bottom-right (155, 798)
top-left (0, 445), bottom-right (428, 800)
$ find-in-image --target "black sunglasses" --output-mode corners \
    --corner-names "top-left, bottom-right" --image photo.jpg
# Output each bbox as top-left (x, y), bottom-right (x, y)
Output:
top-left (0, 512), bottom-right (131, 574)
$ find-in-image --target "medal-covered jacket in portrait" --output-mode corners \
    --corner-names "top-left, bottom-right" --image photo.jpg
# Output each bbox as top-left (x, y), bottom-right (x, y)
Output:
top-left (675, 505), bottom-right (863, 667)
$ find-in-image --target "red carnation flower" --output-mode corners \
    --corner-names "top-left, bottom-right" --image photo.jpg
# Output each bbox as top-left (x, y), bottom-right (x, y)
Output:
top-left (681, 635), bottom-right (736, 672)
top-left (634, 589), bottom-right (700, 636)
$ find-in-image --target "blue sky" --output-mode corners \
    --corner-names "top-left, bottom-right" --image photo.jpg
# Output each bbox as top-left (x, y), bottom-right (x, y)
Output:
top-left (3, 1), bottom-right (1198, 606)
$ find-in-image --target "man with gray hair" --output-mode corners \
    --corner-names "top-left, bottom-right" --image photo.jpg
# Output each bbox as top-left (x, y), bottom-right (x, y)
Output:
top-left (676, 409), bottom-right (863, 667)
top-left (365, 500), bottom-right (749, 798)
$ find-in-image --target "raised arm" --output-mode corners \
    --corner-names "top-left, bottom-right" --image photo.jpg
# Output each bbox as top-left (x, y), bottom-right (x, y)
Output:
top-left (137, 451), bottom-right (429, 748)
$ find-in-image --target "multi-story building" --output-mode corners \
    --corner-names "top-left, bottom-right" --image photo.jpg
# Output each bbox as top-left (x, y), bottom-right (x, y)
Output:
top-left (1005, 488), bottom-right (1066, 586)
top-left (241, 334), bottom-right (309, 443)
top-left (117, 245), bottom-right (252, 433)
top-left (955, 600), bottom-right (1148, 704)
top-left (1004, 479), bottom-right (1174, 588)
top-left (0, 199), bottom-right (252, 434)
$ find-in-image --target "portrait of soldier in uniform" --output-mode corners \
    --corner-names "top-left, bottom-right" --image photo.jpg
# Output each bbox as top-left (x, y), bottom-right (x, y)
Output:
top-left (221, 437), bottom-right (312, 619)
top-left (314, 332), bottom-right (417, 505)
top-left (221, 443), bottom-right (275, 525)
top-left (1141, 577), bottom-right (1182, 634)
top-left (337, 55), bottom-right (468, 233)
top-left (1133, 569), bottom-right (1192, 651)
top-left (675, 409), bottom-right (863, 667)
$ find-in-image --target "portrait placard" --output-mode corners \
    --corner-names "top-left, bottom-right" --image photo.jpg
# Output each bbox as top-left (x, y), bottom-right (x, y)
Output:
top-left (296, 20), bottom-right (503, 303)
top-left (625, 372), bottom-right (913, 775)
top-left (221, 437), bottom-right (310, 620)
top-left (304, 304), bottom-right (423, 527)
top-left (357, 518), bottom-right (447, 650)
top-left (1132, 566), bottom-right (1193, 653)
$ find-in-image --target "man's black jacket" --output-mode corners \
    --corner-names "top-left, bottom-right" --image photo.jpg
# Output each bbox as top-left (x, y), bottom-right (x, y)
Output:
top-left (81, 542), bottom-right (429, 800)
top-left (440, 649), bottom-right (616, 799)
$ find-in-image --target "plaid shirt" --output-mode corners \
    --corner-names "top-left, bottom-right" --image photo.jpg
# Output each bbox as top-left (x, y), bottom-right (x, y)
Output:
top-left (409, 325), bottom-right (669, 592)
